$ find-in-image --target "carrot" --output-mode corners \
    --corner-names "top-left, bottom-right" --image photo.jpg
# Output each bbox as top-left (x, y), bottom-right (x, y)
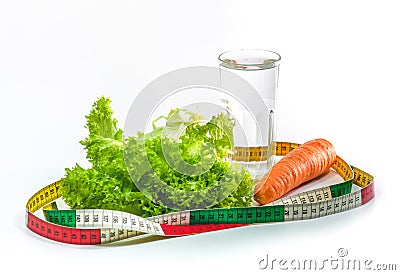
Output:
top-left (254, 138), bottom-right (336, 205)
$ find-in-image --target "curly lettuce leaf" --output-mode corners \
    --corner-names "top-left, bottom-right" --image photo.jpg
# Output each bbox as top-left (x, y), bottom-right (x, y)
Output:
top-left (60, 96), bottom-right (253, 217)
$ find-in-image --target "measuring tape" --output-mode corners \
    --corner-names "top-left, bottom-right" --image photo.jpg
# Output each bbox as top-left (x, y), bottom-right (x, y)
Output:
top-left (25, 141), bottom-right (375, 245)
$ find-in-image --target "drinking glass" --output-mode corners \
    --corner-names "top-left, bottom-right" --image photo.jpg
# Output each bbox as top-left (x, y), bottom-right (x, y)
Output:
top-left (218, 49), bottom-right (281, 179)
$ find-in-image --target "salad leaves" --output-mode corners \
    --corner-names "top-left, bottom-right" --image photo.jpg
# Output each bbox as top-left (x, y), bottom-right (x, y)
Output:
top-left (60, 96), bottom-right (253, 217)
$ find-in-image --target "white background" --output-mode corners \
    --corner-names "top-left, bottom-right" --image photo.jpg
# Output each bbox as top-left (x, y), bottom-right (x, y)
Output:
top-left (1, 0), bottom-right (399, 274)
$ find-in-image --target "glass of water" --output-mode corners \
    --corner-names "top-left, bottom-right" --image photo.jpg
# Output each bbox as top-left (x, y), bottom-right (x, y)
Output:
top-left (218, 49), bottom-right (281, 179)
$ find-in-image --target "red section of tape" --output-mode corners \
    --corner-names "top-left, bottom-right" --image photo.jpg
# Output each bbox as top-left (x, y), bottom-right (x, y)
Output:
top-left (160, 223), bottom-right (247, 236)
top-left (362, 182), bottom-right (375, 205)
top-left (26, 212), bottom-right (101, 245)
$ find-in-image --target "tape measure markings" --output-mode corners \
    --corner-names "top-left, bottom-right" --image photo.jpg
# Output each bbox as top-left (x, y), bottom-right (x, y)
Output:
top-left (27, 211), bottom-right (152, 244)
top-left (27, 211), bottom-right (101, 244)
top-left (26, 181), bottom-right (61, 214)
top-left (26, 142), bottom-right (375, 245)
top-left (232, 142), bottom-right (301, 162)
top-left (149, 156), bottom-right (354, 226)
top-left (160, 223), bottom-right (247, 236)
top-left (38, 158), bottom-right (373, 229)
top-left (29, 208), bottom-right (248, 244)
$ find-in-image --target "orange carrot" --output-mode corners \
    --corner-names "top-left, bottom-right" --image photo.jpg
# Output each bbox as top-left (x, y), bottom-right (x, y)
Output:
top-left (254, 138), bottom-right (336, 205)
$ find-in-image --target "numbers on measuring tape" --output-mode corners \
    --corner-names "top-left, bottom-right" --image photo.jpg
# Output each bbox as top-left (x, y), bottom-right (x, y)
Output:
top-left (26, 142), bottom-right (375, 245)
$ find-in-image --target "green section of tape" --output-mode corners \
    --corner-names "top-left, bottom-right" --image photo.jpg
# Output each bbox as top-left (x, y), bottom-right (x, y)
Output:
top-left (189, 205), bottom-right (284, 225)
top-left (330, 179), bottom-right (353, 198)
top-left (44, 210), bottom-right (76, 228)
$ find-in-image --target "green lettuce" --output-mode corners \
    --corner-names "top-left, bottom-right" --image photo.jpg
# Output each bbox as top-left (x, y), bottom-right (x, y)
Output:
top-left (60, 96), bottom-right (253, 217)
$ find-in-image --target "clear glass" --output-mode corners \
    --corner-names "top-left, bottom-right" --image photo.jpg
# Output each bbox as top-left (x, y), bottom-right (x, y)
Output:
top-left (218, 49), bottom-right (281, 179)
